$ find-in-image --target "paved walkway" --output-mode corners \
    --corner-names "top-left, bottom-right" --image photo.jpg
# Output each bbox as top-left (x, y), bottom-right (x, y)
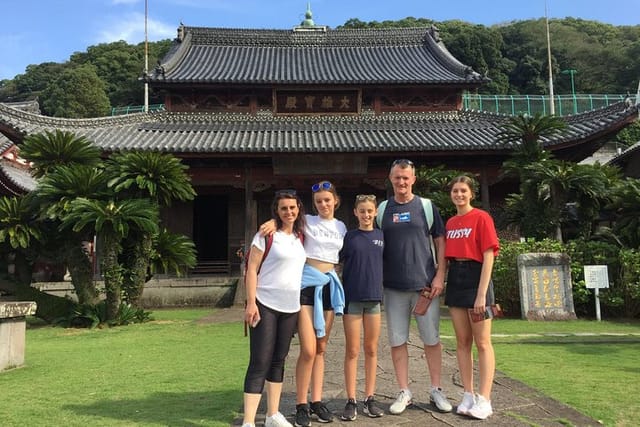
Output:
top-left (227, 308), bottom-right (602, 427)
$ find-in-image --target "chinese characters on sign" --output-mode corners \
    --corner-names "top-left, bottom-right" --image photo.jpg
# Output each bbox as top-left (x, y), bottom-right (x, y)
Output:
top-left (275, 90), bottom-right (360, 114)
top-left (517, 253), bottom-right (576, 320)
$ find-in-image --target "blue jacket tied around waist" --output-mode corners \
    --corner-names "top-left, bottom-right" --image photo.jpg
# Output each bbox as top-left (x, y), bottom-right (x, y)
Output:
top-left (301, 264), bottom-right (345, 338)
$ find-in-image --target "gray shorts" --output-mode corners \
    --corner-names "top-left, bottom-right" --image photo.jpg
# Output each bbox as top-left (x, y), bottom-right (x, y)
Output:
top-left (383, 288), bottom-right (441, 347)
top-left (345, 301), bottom-right (381, 315)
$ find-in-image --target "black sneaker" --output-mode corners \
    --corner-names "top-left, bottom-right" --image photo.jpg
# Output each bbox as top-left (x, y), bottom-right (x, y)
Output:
top-left (310, 401), bottom-right (334, 423)
top-left (341, 399), bottom-right (357, 421)
top-left (363, 395), bottom-right (384, 418)
top-left (295, 403), bottom-right (311, 427)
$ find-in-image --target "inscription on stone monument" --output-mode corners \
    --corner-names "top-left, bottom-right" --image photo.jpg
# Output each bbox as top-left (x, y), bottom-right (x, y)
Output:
top-left (517, 253), bottom-right (576, 320)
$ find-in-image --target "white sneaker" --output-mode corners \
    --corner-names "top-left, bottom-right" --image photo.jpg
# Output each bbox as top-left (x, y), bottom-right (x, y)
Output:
top-left (456, 391), bottom-right (475, 415)
top-left (430, 387), bottom-right (453, 412)
top-left (389, 389), bottom-right (412, 415)
top-left (265, 411), bottom-right (293, 427)
top-left (241, 424), bottom-right (255, 427)
top-left (467, 394), bottom-right (493, 420)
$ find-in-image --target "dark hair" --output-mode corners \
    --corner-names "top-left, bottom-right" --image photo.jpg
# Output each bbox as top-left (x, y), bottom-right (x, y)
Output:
top-left (271, 192), bottom-right (306, 237)
top-left (310, 180), bottom-right (341, 213)
top-left (448, 175), bottom-right (477, 195)
top-left (390, 158), bottom-right (415, 174)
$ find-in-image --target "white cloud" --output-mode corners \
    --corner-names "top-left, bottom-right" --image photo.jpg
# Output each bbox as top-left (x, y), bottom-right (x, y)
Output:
top-left (95, 12), bottom-right (176, 44)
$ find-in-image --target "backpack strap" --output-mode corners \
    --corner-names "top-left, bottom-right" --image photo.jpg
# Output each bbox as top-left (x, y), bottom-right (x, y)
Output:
top-left (420, 197), bottom-right (437, 267)
top-left (257, 234), bottom-right (274, 274)
top-left (376, 200), bottom-right (388, 229)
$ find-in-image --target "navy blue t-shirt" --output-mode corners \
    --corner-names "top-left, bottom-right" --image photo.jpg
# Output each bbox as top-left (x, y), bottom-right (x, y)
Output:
top-left (380, 197), bottom-right (445, 291)
top-left (339, 228), bottom-right (384, 303)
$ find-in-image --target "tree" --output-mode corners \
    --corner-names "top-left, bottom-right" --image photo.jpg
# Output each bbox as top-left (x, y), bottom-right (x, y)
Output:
top-left (0, 195), bottom-right (41, 285)
top-left (40, 64), bottom-right (111, 118)
top-left (106, 151), bottom-right (197, 307)
top-left (19, 130), bottom-right (102, 178)
top-left (60, 198), bottom-right (159, 321)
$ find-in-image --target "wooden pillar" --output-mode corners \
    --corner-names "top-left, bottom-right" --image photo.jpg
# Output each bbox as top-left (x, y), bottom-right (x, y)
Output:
top-left (480, 166), bottom-right (491, 211)
top-left (233, 164), bottom-right (256, 307)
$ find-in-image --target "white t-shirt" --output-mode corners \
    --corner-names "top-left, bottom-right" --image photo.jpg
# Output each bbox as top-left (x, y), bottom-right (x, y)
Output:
top-left (251, 230), bottom-right (306, 313)
top-left (304, 214), bottom-right (347, 264)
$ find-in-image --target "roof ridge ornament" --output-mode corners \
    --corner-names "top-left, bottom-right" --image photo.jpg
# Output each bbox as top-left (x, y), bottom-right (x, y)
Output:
top-left (293, 2), bottom-right (327, 32)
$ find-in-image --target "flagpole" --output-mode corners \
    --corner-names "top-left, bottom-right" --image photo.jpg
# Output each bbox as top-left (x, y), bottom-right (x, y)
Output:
top-left (545, 0), bottom-right (555, 115)
top-left (144, 0), bottom-right (149, 113)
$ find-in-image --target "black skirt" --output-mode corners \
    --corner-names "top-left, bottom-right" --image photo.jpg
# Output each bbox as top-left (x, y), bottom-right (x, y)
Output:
top-left (445, 260), bottom-right (495, 308)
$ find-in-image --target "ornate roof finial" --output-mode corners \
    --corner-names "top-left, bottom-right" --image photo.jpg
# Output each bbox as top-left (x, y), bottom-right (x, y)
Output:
top-left (301, 2), bottom-right (314, 27)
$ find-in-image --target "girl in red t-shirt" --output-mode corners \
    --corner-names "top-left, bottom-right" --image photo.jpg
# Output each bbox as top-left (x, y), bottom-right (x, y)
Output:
top-left (444, 175), bottom-right (499, 420)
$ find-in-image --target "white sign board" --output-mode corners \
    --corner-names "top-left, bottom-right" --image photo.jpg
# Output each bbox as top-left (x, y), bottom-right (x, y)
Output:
top-left (584, 265), bottom-right (609, 289)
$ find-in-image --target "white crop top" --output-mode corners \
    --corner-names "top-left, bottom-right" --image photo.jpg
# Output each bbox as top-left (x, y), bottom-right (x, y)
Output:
top-left (304, 214), bottom-right (347, 264)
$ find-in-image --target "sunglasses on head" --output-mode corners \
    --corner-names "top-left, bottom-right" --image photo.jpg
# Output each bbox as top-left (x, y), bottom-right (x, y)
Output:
top-left (311, 181), bottom-right (333, 192)
top-left (356, 194), bottom-right (376, 202)
top-left (392, 159), bottom-right (414, 168)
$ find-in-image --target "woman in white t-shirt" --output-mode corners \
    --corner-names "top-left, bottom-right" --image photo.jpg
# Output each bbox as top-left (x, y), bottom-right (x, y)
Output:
top-left (242, 191), bottom-right (307, 427)
top-left (259, 181), bottom-right (347, 426)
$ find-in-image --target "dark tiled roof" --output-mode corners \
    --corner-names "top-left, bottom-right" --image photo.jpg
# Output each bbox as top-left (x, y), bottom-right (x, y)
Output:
top-left (150, 26), bottom-right (487, 86)
top-left (0, 160), bottom-right (36, 195)
top-left (608, 140), bottom-right (640, 166)
top-left (1, 102), bottom-right (637, 158)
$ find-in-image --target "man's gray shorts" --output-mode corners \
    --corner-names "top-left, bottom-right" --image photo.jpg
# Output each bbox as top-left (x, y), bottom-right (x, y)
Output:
top-left (384, 287), bottom-right (441, 347)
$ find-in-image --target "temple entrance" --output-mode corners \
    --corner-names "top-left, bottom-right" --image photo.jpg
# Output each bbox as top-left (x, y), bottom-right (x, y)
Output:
top-left (192, 195), bottom-right (229, 274)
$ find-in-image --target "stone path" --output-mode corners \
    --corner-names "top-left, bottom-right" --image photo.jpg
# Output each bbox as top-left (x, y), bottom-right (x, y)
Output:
top-left (216, 308), bottom-right (604, 427)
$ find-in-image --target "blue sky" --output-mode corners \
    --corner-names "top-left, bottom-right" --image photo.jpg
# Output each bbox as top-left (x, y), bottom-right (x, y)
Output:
top-left (1, 0), bottom-right (637, 80)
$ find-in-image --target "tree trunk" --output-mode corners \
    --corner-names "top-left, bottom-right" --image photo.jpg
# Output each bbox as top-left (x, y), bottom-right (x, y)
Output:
top-left (12, 251), bottom-right (33, 287)
top-left (65, 243), bottom-right (100, 305)
top-left (101, 236), bottom-right (123, 322)
top-left (122, 234), bottom-right (153, 308)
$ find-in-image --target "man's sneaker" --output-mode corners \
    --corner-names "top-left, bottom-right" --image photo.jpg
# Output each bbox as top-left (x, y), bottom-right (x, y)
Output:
top-left (389, 389), bottom-right (412, 415)
top-left (341, 399), bottom-right (357, 421)
top-left (363, 395), bottom-right (384, 418)
top-left (456, 391), bottom-right (475, 415)
top-left (310, 401), bottom-right (334, 423)
top-left (430, 387), bottom-right (453, 413)
top-left (241, 423), bottom-right (255, 427)
top-left (265, 411), bottom-right (293, 427)
top-left (295, 403), bottom-right (311, 427)
top-left (467, 394), bottom-right (493, 420)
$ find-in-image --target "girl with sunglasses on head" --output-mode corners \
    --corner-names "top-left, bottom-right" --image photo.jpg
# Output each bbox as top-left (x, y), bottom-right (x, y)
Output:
top-left (259, 180), bottom-right (347, 426)
top-left (338, 195), bottom-right (384, 421)
top-left (242, 191), bottom-right (307, 427)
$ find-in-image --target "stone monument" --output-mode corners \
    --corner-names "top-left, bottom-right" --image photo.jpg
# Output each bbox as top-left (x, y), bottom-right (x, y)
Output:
top-left (517, 253), bottom-right (576, 320)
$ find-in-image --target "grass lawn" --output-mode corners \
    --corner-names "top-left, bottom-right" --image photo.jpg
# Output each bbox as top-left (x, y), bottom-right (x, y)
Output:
top-left (439, 318), bottom-right (640, 427)
top-left (1, 309), bottom-right (639, 426)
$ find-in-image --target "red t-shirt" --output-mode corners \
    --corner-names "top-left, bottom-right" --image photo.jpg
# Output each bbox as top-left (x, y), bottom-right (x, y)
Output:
top-left (444, 208), bottom-right (499, 263)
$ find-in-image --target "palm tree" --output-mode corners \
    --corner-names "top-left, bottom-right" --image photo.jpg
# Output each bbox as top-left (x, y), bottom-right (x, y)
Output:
top-left (498, 113), bottom-right (566, 176)
top-left (60, 198), bottom-right (159, 321)
top-left (106, 151), bottom-right (196, 307)
top-left (34, 165), bottom-right (112, 305)
top-left (607, 178), bottom-right (640, 248)
top-left (151, 228), bottom-right (197, 276)
top-left (19, 130), bottom-right (101, 178)
top-left (0, 195), bottom-right (42, 285)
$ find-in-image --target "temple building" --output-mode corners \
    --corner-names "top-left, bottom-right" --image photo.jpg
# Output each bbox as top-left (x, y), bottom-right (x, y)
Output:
top-left (0, 9), bottom-right (638, 275)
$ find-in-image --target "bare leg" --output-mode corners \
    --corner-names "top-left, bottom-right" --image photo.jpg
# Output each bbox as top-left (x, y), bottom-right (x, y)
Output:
top-left (242, 392), bottom-right (262, 425)
top-left (423, 341), bottom-right (443, 388)
top-left (265, 380), bottom-right (283, 417)
top-left (296, 306), bottom-right (316, 404)
top-left (450, 307), bottom-right (474, 392)
top-left (310, 310), bottom-right (334, 402)
top-left (472, 317), bottom-right (495, 399)
top-left (362, 312), bottom-right (381, 397)
top-left (343, 313), bottom-right (362, 399)
top-left (391, 344), bottom-right (409, 390)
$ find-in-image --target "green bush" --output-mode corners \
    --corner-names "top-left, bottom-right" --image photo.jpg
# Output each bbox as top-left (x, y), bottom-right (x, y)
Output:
top-left (564, 239), bottom-right (621, 316)
top-left (493, 238), bottom-right (640, 319)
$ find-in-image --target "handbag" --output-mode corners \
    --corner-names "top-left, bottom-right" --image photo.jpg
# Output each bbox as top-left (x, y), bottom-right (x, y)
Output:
top-left (413, 286), bottom-right (432, 315)
top-left (469, 304), bottom-right (503, 322)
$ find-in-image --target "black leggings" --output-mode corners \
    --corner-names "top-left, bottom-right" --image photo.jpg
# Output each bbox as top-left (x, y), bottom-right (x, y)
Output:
top-left (243, 300), bottom-right (299, 393)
